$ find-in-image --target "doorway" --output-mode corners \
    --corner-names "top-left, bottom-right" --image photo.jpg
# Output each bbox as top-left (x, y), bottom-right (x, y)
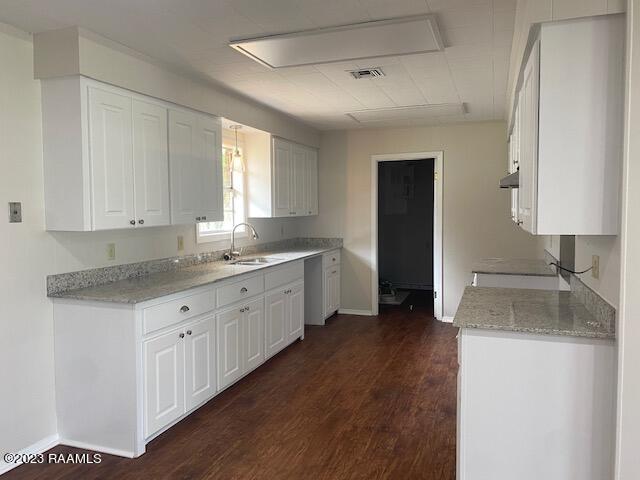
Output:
top-left (371, 152), bottom-right (443, 319)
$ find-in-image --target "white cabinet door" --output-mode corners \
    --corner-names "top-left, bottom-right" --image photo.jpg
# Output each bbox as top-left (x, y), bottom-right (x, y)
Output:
top-left (132, 99), bottom-right (170, 227)
top-left (324, 266), bottom-right (341, 318)
top-left (244, 297), bottom-right (265, 372)
top-left (198, 116), bottom-right (223, 223)
top-left (287, 282), bottom-right (304, 343)
top-left (518, 41), bottom-right (540, 234)
top-left (291, 144), bottom-right (307, 216)
top-left (184, 315), bottom-right (216, 411)
top-left (144, 328), bottom-right (185, 437)
top-left (306, 148), bottom-right (318, 216)
top-left (272, 138), bottom-right (292, 217)
top-left (88, 87), bottom-right (135, 230)
top-left (169, 109), bottom-right (201, 225)
top-left (265, 290), bottom-right (288, 359)
top-left (217, 305), bottom-right (244, 390)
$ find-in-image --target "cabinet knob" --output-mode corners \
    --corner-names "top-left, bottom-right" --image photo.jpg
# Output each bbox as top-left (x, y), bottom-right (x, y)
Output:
top-left (245, 306), bottom-right (250, 311)
top-left (332, 270), bottom-right (337, 274)
top-left (129, 219), bottom-right (136, 225)
top-left (240, 308), bottom-right (245, 313)
top-left (240, 287), bottom-right (248, 293)
top-left (196, 217), bottom-right (201, 222)
top-left (186, 330), bottom-right (192, 335)
top-left (180, 305), bottom-right (190, 313)
top-left (138, 219), bottom-right (144, 225)
top-left (289, 211), bottom-right (295, 215)
top-left (332, 257), bottom-right (336, 261)
top-left (202, 216), bottom-right (207, 220)
top-left (179, 333), bottom-right (185, 339)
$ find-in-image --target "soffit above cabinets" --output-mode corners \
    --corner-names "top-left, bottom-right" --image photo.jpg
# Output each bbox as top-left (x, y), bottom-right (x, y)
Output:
top-left (0, 0), bottom-right (517, 130)
top-left (229, 15), bottom-right (444, 69)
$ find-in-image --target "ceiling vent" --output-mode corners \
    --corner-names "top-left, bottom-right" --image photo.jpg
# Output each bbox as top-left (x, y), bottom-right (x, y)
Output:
top-left (229, 15), bottom-right (444, 69)
top-left (349, 68), bottom-right (385, 79)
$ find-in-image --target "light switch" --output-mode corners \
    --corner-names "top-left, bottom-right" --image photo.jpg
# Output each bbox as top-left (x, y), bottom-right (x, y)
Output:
top-left (9, 202), bottom-right (21, 223)
top-left (177, 235), bottom-right (184, 251)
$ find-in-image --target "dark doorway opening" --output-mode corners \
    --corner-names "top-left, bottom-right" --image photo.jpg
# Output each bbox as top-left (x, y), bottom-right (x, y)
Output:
top-left (377, 159), bottom-right (435, 309)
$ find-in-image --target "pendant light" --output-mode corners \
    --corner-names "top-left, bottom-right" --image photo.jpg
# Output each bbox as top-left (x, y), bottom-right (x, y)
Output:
top-left (229, 124), bottom-right (245, 172)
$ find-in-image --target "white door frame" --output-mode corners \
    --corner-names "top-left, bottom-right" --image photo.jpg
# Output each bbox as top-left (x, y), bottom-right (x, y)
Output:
top-left (370, 151), bottom-right (444, 320)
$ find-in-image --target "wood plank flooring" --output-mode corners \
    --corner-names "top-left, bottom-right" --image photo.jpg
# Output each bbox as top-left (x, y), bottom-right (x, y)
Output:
top-left (7, 295), bottom-right (458, 479)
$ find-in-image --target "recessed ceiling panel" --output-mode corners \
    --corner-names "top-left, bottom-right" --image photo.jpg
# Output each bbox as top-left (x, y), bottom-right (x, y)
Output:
top-left (229, 15), bottom-right (444, 69)
top-left (347, 103), bottom-right (466, 124)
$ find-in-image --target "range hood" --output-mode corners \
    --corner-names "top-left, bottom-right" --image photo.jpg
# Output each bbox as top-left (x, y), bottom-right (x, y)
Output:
top-left (499, 171), bottom-right (519, 189)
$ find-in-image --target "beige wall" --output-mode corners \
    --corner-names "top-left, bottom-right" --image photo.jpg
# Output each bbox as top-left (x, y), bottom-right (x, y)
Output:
top-left (0, 24), bottom-right (58, 463)
top-left (299, 122), bottom-right (543, 317)
top-left (616, 0), bottom-right (640, 476)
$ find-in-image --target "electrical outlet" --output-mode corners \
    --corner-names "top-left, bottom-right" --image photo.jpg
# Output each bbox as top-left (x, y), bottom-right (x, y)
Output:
top-left (8, 202), bottom-right (21, 223)
top-left (592, 255), bottom-right (600, 279)
top-left (177, 235), bottom-right (184, 251)
top-left (107, 243), bottom-right (116, 261)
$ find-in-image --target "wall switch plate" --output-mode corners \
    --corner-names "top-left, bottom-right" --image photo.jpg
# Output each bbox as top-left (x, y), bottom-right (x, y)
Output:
top-left (8, 202), bottom-right (21, 223)
top-left (107, 243), bottom-right (116, 261)
top-left (177, 235), bottom-right (184, 251)
top-left (592, 255), bottom-right (600, 279)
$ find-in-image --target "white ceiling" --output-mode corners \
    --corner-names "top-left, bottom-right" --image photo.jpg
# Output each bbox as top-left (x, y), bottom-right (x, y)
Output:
top-left (0, 0), bottom-right (516, 130)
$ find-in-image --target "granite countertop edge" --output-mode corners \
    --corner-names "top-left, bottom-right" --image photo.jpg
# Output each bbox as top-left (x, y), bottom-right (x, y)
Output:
top-left (455, 322), bottom-right (615, 340)
top-left (48, 246), bottom-right (340, 305)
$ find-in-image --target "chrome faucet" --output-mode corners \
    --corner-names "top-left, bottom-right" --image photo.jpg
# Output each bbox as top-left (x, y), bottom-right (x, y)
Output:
top-left (224, 222), bottom-right (259, 261)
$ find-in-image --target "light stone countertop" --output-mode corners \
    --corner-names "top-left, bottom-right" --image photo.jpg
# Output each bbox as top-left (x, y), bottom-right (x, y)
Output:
top-left (471, 258), bottom-right (557, 277)
top-left (48, 247), bottom-right (338, 305)
top-left (453, 286), bottom-right (614, 339)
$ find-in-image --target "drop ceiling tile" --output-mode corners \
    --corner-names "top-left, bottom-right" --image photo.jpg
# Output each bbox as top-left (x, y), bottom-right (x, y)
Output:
top-left (436, 4), bottom-right (492, 30)
top-left (359, 0), bottom-right (431, 20)
top-left (303, 0), bottom-right (370, 27)
top-left (400, 52), bottom-right (449, 72)
top-left (379, 86), bottom-right (427, 106)
top-left (493, 9), bottom-right (516, 31)
top-left (414, 76), bottom-right (461, 104)
top-left (444, 24), bottom-right (492, 46)
top-left (493, 29), bottom-right (515, 48)
top-left (552, 0), bottom-right (607, 19)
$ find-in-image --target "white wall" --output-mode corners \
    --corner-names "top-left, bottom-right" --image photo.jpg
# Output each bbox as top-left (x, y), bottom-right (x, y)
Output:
top-left (616, 1), bottom-right (640, 477)
top-left (0, 22), bottom-right (312, 462)
top-left (298, 122), bottom-right (543, 317)
top-left (0, 24), bottom-right (58, 463)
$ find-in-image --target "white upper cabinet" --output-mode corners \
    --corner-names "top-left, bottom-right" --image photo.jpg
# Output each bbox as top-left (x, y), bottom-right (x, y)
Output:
top-left (41, 76), bottom-right (222, 231)
top-left (88, 87), bottom-right (135, 230)
top-left (169, 109), bottom-right (223, 225)
top-left (245, 132), bottom-right (318, 218)
top-left (511, 15), bottom-right (624, 235)
top-left (133, 99), bottom-right (170, 227)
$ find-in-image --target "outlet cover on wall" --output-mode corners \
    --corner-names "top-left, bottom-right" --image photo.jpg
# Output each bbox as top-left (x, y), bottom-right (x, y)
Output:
top-left (177, 235), bottom-right (184, 251)
top-left (592, 255), bottom-right (600, 279)
top-left (107, 243), bottom-right (116, 261)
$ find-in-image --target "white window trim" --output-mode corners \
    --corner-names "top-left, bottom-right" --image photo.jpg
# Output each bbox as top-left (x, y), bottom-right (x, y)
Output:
top-left (196, 138), bottom-right (248, 244)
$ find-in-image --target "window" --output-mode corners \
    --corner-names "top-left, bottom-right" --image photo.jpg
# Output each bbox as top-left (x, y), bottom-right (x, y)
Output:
top-left (197, 146), bottom-right (246, 242)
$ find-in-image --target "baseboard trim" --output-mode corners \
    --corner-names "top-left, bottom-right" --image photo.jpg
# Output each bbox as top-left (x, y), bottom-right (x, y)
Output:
top-left (338, 309), bottom-right (373, 316)
top-left (58, 439), bottom-right (135, 458)
top-left (441, 316), bottom-right (454, 323)
top-left (0, 434), bottom-right (59, 475)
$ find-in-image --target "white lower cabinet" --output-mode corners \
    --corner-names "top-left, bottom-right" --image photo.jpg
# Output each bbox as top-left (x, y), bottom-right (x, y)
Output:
top-left (144, 314), bottom-right (216, 438)
top-left (52, 258), bottom-right (314, 458)
top-left (266, 280), bottom-right (305, 359)
top-left (323, 266), bottom-right (340, 319)
top-left (217, 297), bottom-right (265, 390)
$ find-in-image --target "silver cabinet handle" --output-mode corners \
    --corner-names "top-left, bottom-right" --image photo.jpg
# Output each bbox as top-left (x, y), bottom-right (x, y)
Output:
top-left (186, 330), bottom-right (192, 335)
top-left (180, 305), bottom-right (190, 313)
top-left (179, 333), bottom-right (185, 338)
top-left (138, 219), bottom-right (144, 225)
top-left (129, 219), bottom-right (136, 225)
top-left (240, 287), bottom-right (248, 293)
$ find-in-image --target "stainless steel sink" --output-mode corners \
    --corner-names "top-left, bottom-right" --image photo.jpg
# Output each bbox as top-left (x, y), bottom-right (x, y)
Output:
top-left (231, 257), bottom-right (282, 266)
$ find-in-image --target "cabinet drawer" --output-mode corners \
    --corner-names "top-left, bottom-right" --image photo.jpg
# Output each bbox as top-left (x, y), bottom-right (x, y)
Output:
top-left (322, 250), bottom-right (341, 268)
top-left (265, 261), bottom-right (303, 291)
top-left (143, 290), bottom-right (214, 335)
top-left (217, 274), bottom-right (264, 308)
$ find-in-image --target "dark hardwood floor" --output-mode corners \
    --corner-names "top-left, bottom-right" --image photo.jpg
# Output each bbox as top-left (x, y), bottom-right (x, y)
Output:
top-left (7, 294), bottom-right (458, 479)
